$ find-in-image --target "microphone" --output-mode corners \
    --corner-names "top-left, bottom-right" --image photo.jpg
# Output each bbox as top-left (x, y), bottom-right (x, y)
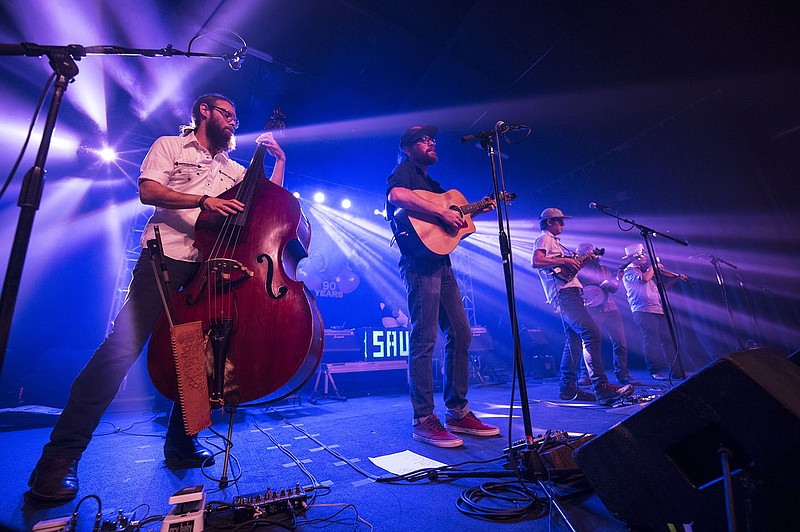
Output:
top-left (460, 128), bottom-right (495, 143)
top-left (227, 46), bottom-right (247, 71)
top-left (495, 121), bottom-right (530, 134)
top-left (588, 201), bottom-right (613, 211)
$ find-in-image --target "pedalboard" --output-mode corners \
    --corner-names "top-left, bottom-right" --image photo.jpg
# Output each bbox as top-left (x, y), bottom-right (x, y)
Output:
top-left (231, 484), bottom-right (308, 523)
top-left (504, 430), bottom-right (596, 477)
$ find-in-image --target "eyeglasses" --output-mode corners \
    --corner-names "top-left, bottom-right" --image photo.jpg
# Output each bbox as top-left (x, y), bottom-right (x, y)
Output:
top-left (415, 136), bottom-right (436, 145)
top-left (552, 218), bottom-right (565, 226)
top-left (210, 105), bottom-right (239, 129)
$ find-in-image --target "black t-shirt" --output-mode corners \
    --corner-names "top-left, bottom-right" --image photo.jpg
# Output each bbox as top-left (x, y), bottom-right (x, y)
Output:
top-left (386, 160), bottom-right (450, 273)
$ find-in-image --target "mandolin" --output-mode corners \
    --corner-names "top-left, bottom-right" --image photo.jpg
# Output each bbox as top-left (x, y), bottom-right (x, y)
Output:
top-left (550, 247), bottom-right (605, 283)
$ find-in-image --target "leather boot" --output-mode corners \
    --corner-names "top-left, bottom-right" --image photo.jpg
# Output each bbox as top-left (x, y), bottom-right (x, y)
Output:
top-left (28, 456), bottom-right (79, 502)
top-left (164, 404), bottom-right (215, 469)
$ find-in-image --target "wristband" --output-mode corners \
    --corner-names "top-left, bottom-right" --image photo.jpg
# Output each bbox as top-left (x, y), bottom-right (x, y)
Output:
top-left (198, 195), bottom-right (210, 210)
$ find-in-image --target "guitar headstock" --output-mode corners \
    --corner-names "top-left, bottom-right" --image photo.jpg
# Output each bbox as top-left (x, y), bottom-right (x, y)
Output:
top-left (490, 191), bottom-right (517, 202)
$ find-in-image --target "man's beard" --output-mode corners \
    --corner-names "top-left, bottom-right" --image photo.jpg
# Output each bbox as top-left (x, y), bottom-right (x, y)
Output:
top-left (207, 120), bottom-right (235, 152)
top-left (422, 149), bottom-right (438, 165)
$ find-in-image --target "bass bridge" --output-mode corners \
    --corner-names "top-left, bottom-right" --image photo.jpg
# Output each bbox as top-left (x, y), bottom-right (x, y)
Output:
top-left (184, 258), bottom-right (254, 306)
top-left (208, 258), bottom-right (254, 287)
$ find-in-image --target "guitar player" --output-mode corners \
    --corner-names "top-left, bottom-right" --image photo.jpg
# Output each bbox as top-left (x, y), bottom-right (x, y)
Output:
top-left (531, 207), bottom-right (635, 405)
top-left (385, 125), bottom-right (499, 448)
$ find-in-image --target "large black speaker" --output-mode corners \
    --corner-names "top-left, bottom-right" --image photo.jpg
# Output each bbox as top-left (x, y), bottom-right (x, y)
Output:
top-left (573, 348), bottom-right (800, 531)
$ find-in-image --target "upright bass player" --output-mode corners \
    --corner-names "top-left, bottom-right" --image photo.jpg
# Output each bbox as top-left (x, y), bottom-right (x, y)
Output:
top-left (28, 94), bottom-right (291, 503)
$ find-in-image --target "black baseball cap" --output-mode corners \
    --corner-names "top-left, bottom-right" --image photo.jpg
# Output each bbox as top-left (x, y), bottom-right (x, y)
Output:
top-left (399, 125), bottom-right (438, 148)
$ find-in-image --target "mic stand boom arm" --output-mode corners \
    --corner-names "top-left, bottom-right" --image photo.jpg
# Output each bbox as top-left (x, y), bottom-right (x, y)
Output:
top-left (0, 41), bottom-right (241, 65)
top-left (0, 41), bottom-right (240, 379)
top-left (592, 208), bottom-right (688, 378)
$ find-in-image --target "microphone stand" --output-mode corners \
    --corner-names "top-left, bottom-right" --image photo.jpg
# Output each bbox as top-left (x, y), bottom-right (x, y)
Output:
top-left (735, 273), bottom-right (764, 349)
top-left (592, 207), bottom-right (688, 379)
top-left (445, 129), bottom-right (577, 530)
top-left (479, 131), bottom-right (536, 451)
top-left (702, 254), bottom-right (746, 351)
top-left (0, 42), bottom-right (242, 379)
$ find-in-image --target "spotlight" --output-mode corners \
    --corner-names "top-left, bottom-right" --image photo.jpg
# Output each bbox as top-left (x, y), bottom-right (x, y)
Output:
top-left (293, 191), bottom-right (301, 198)
top-left (341, 199), bottom-right (352, 209)
top-left (98, 147), bottom-right (117, 162)
top-left (313, 192), bottom-right (325, 204)
top-left (373, 208), bottom-right (387, 217)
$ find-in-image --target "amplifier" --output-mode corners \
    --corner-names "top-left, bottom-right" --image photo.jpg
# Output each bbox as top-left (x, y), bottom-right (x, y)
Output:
top-left (323, 329), bottom-right (362, 351)
top-left (323, 329), bottom-right (363, 363)
top-left (469, 326), bottom-right (494, 352)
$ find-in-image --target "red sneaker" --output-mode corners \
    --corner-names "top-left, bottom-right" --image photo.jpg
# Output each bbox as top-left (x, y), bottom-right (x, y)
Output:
top-left (413, 414), bottom-right (463, 448)
top-left (445, 411), bottom-right (500, 437)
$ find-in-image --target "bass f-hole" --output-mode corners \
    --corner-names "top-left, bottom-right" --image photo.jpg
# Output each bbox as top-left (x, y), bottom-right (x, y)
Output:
top-left (257, 253), bottom-right (288, 299)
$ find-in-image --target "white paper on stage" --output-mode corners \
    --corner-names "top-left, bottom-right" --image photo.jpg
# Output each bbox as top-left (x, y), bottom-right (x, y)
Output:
top-left (368, 450), bottom-right (446, 476)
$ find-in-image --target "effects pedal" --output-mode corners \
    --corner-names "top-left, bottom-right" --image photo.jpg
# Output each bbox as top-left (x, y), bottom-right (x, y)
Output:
top-left (32, 516), bottom-right (69, 532)
top-left (161, 485), bottom-right (206, 532)
top-left (231, 484), bottom-right (308, 523)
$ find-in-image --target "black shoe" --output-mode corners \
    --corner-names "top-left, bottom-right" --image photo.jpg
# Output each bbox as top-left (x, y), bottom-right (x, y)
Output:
top-left (559, 386), bottom-right (596, 401)
top-left (28, 456), bottom-right (79, 502)
top-left (164, 437), bottom-right (215, 469)
top-left (617, 372), bottom-right (642, 386)
top-left (650, 372), bottom-right (668, 381)
top-left (595, 381), bottom-right (635, 406)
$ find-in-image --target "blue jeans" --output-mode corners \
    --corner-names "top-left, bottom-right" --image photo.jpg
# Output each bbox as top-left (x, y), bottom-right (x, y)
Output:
top-left (41, 251), bottom-right (198, 459)
top-left (632, 311), bottom-right (669, 373)
top-left (556, 288), bottom-right (609, 391)
top-left (588, 308), bottom-right (629, 377)
top-left (402, 261), bottom-right (471, 420)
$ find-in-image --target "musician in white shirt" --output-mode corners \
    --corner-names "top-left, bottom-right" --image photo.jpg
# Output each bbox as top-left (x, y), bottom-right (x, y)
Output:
top-left (532, 208), bottom-right (634, 404)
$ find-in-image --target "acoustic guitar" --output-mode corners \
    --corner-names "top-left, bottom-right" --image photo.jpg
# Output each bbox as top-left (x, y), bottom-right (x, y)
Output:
top-left (392, 189), bottom-right (514, 256)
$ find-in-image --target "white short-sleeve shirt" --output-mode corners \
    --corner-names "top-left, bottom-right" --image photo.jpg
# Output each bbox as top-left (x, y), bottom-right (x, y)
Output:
top-left (138, 133), bottom-right (246, 261)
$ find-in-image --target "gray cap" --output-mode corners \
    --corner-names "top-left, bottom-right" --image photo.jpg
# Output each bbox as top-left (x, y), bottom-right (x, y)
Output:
top-left (539, 207), bottom-right (572, 221)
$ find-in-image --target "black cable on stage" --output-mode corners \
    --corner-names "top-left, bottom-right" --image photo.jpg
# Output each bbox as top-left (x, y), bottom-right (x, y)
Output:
top-left (266, 406), bottom-right (382, 482)
top-left (456, 480), bottom-right (549, 521)
top-left (0, 72), bottom-right (55, 201)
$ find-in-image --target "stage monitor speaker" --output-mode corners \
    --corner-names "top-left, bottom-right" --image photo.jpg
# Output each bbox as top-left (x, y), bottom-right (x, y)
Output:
top-left (790, 347), bottom-right (800, 368)
top-left (573, 348), bottom-right (800, 531)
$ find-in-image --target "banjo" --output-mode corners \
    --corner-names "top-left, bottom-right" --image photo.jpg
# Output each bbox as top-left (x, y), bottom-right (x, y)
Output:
top-left (582, 284), bottom-right (607, 308)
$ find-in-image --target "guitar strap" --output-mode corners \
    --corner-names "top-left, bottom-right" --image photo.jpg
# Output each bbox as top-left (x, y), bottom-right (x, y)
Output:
top-left (558, 241), bottom-right (574, 257)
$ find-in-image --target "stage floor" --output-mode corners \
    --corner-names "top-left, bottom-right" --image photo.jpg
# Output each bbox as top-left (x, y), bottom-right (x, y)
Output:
top-left (2, 371), bottom-right (673, 531)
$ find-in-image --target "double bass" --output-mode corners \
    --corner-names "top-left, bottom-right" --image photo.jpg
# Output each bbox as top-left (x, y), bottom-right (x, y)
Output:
top-left (147, 111), bottom-right (324, 410)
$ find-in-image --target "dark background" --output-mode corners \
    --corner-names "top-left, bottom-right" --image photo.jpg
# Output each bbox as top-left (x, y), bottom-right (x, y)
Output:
top-left (1, 0), bottom-right (798, 406)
